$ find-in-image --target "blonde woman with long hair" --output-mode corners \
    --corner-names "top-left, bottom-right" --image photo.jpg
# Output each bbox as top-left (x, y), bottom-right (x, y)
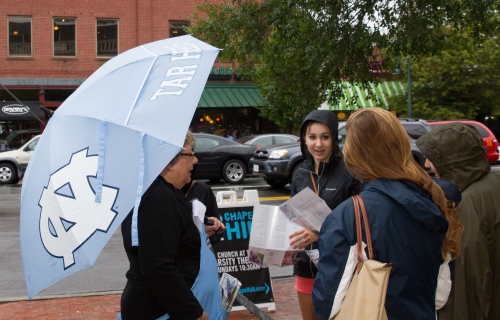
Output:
top-left (312, 108), bottom-right (462, 320)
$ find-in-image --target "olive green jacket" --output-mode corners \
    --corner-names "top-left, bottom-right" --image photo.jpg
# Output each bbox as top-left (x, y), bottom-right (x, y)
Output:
top-left (417, 123), bottom-right (500, 320)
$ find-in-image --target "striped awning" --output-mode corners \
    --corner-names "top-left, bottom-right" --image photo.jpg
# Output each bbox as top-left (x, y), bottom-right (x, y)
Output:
top-left (198, 83), bottom-right (264, 108)
top-left (319, 81), bottom-right (406, 111)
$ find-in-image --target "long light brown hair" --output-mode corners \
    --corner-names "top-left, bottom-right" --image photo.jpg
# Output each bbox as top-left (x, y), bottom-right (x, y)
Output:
top-left (342, 108), bottom-right (462, 259)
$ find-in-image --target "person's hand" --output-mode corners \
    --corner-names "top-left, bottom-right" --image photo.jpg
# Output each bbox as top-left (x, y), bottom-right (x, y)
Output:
top-left (197, 311), bottom-right (208, 320)
top-left (289, 228), bottom-right (318, 249)
top-left (205, 217), bottom-right (225, 237)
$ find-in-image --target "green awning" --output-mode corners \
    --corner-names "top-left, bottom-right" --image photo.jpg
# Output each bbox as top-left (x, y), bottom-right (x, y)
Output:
top-left (320, 81), bottom-right (406, 111)
top-left (198, 83), bottom-right (264, 107)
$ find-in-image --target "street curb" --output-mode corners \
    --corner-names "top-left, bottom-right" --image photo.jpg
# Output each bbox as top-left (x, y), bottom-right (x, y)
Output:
top-left (0, 290), bottom-right (123, 303)
top-left (0, 276), bottom-right (295, 304)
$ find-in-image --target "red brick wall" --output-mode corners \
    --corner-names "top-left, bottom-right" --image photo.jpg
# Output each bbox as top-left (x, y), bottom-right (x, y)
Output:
top-left (0, 0), bottom-right (222, 80)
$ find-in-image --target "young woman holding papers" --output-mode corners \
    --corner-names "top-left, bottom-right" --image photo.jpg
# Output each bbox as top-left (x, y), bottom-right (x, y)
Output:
top-left (288, 110), bottom-right (360, 320)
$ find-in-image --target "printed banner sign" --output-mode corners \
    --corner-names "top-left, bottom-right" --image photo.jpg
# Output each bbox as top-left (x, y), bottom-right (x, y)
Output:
top-left (214, 191), bottom-right (275, 308)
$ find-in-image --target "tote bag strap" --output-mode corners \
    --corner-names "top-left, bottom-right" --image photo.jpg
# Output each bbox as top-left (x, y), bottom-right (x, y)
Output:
top-left (352, 195), bottom-right (374, 265)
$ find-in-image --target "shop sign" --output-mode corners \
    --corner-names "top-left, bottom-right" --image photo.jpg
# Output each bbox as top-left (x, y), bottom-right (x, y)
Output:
top-left (209, 65), bottom-right (233, 80)
top-left (2, 104), bottom-right (30, 115)
top-left (210, 66), bottom-right (234, 75)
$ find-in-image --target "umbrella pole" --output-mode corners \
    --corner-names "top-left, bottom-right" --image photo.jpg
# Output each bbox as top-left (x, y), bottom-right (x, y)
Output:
top-left (235, 293), bottom-right (273, 320)
top-left (0, 83), bottom-right (47, 126)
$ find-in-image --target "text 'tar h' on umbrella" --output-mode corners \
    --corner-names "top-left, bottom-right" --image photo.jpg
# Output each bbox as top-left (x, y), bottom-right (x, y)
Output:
top-left (20, 35), bottom-right (220, 299)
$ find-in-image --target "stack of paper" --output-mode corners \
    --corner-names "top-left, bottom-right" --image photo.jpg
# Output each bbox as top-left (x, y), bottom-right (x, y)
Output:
top-left (220, 273), bottom-right (242, 311)
top-left (248, 187), bottom-right (331, 268)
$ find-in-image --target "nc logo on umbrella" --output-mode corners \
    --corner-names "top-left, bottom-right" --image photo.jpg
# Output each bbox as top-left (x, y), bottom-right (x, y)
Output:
top-left (21, 35), bottom-right (220, 300)
top-left (38, 148), bottom-right (119, 269)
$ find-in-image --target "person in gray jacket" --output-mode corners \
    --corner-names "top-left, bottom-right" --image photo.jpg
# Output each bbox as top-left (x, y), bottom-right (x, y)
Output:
top-left (417, 122), bottom-right (500, 320)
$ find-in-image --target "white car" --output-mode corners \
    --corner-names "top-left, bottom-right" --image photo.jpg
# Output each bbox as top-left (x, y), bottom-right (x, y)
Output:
top-left (0, 135), bottom-right (40, 184)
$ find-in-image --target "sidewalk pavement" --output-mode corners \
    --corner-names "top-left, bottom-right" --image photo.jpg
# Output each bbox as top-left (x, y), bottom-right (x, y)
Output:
top-left (0, 277), bottom-right (302, 320)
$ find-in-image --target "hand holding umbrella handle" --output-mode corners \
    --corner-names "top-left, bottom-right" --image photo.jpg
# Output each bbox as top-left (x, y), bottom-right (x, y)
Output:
top-left (204, 217), bottom-right (224, 235)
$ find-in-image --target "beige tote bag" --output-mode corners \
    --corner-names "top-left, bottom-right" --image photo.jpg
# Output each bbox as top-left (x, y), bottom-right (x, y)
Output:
top-left (332, 195), bottom-right (393, 320)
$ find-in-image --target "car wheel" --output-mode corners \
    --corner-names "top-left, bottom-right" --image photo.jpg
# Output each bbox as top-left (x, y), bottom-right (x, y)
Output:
top-left (0, 163), bottom-right (18, 184)
top-left (265, 178), bottom-right (287, 189)
top-left (222, 159), bottom-right (246, 184)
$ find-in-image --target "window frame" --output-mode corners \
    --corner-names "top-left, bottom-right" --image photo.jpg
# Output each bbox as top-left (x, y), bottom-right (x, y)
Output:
top-left (96, 18), bottom-right (119, 58)
top-left (53, 17), bottom-right (76, 57)
top-left (8, 16), bottom-right (32, 57)
top-left (169, 20), bottom-right (189, 38)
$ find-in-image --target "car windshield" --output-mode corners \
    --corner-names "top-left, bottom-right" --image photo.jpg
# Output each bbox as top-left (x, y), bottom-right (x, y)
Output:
top-left (1, 132), bottom-right (39, 151)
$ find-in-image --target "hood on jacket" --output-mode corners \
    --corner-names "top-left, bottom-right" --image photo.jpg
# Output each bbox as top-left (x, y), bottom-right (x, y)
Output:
top-left (364, 179), bottom-right (449, 233)
top-left (416, 123), bottom-right (490, 192)
top-left (299, 110), bottom-right (340, 163)
top-left (432, 178), bottom-right (461, 205)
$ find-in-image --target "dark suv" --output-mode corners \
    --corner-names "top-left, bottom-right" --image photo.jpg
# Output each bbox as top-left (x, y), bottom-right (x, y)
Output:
top-left (250, 118), bottom-right (430, 188)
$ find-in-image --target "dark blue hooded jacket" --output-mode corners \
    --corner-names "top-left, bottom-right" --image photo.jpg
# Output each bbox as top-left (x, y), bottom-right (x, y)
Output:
top-left (313, 179), bottom-right (450, 320)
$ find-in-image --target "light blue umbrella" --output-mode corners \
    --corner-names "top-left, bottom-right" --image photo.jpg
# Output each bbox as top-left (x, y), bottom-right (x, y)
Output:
top-left (20, 35), bottom-right (219, 299)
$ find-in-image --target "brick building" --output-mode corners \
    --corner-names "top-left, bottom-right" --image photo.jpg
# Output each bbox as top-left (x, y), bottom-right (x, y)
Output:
top-left (0, 0), bottom-right (276, 139)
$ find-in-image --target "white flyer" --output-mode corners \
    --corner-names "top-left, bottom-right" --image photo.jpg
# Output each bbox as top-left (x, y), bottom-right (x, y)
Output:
top-left (278, 187), bottom-right (331, 231)
top-left (248, 204), bottom-right (304, 268)
top-left (247, 187), bottom-right (332, 267)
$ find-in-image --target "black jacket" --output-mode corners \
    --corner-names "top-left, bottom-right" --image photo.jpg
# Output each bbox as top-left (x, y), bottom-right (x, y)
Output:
top-left (290, 110), bottom-right (361, 278)
top-left (121, 176), bottom-right (203, 320)
top-left (182, 180), bottom-right (222, 244)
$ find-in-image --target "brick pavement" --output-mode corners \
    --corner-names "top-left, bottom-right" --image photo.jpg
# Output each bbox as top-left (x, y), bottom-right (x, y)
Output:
top-left (0, 277), bottom-right (301, 320)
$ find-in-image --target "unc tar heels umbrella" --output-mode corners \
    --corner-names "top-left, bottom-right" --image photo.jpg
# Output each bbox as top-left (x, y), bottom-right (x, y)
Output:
top-left (20, 36), bottom-right (219, 299)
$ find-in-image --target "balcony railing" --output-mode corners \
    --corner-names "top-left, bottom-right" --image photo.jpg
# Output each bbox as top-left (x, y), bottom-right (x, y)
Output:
top-left (54, 41), bottom-right (75, 56)
top-left (97, 39), bottom-right (117, 56)
top-left (9, 43), bottom-right (31, 55)
top-left (8, 40), bottom-right (118, 57)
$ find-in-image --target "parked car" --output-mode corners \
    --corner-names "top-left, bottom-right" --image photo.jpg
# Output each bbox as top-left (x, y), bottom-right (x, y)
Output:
top-left (0, 129), bottom-right (40, 151)
top-left (0, 134), bottom-right (40, 184)
top-left (237, 134), bottom-right (300, 149)
top-left (397, 118), bottom-right (432, 166)
top-left (193, 133), bottom-right (256, 184)
top-left (250, 119), bottom-right (430, 188)
top-left (428, 120), bottom-right (499, 164)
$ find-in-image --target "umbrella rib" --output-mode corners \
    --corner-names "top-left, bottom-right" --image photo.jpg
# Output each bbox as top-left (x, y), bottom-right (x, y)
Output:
top-left (124, 46), bottom-right (159, 126)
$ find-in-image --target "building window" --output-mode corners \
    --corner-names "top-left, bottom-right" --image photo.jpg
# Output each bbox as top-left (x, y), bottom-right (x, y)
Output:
top-left (53, 18), bottom-right (76, 56)
top-left (44, 89), bottom-right (76, 102)
top-left (170, 21), bottom-right (189, 38)
top-left (8, 16), bottom-right (32, 56)
top-left (96, 19), bottom-right (118, 57)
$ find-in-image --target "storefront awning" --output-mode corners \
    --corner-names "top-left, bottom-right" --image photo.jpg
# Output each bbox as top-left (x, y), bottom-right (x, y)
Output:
top-left (319, 81), bottom-right (406, 111)
top-left (0, 101), bottom-right (47, 121)
top-left (198, 83), bottom-right (264, 108)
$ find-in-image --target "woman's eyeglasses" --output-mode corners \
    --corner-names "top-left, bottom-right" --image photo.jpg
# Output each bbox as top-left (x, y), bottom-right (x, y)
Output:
top-left (179, 152), bottom-right (195, 159)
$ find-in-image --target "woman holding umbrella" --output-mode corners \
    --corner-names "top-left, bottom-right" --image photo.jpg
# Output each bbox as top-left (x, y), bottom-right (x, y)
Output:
top-left (120, 131), bottom-right (225, 320)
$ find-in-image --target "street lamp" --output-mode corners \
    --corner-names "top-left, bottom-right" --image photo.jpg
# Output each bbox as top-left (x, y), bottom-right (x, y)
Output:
top-left (393, 58), bottom-right (412, 118)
